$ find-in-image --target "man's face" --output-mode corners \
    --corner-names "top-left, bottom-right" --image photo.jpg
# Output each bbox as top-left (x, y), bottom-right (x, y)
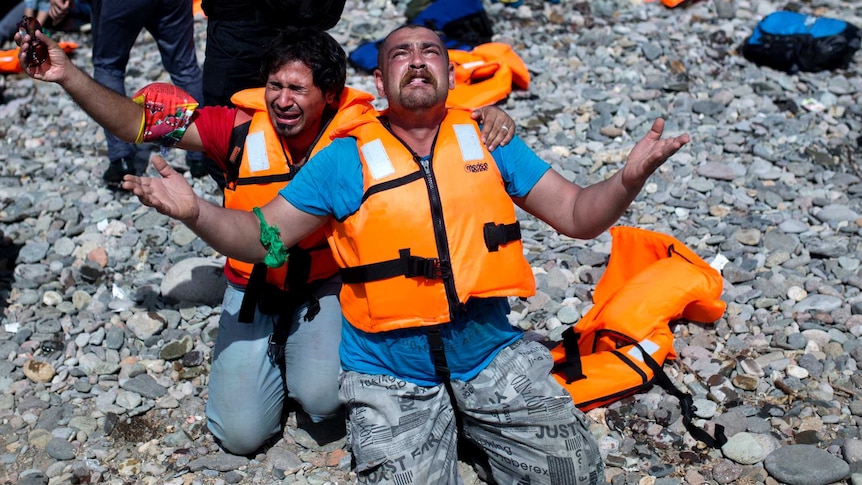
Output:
top-left (374, 27), bottom-right (454, 111)
top-left (265, 60), bottom-right (334, 140)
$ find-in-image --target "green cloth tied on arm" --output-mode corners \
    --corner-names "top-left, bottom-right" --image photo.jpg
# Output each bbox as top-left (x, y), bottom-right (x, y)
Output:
top-left (254, 207), bottom-right (288, 268)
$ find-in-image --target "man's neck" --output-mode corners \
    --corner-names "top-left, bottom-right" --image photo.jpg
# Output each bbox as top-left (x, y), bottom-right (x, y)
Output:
top-left (283, 108), bottom-right (335, 166)
top-left (387, 106), bottom-right (446, 158)
top-left (284, 132), bottom-right (316, 166)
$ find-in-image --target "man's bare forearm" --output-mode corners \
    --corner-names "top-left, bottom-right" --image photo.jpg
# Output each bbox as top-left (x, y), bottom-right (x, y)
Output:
top-left (58, 63), bottom-right (144, 143)
top-left (184, 199), bottom-right (269, 264)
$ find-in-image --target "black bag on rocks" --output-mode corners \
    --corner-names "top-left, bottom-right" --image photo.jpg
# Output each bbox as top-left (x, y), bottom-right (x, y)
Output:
top-left (742, 11), bottom-right (861, 73)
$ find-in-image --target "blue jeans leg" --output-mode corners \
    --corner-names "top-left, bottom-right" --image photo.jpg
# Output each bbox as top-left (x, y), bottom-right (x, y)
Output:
top-left (90, 0), bottom-right (145, 161)
top-left (206, 284), bottom-right (284, 455)
top-left (207, 280), bottom-right (343, 455)
top-left (145, 0), bottom-right (203, 163)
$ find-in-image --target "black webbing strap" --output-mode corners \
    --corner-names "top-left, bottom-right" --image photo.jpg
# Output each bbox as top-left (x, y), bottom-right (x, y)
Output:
top-left (551, 326), bottom-right (586, 383)
top-left (483, 222), bottom-right (521, 252)
top-left (236, 172), bottom-right (295, 186)
top-left (238, 262), bottom-right (268, 323)
top-left (635, 342), bottom-right (727, 448)
top-left (224, 120), bottom-right (251, 190)
top-left (427, 326), bottom-right (498, 476)
top-left (340, 248), bottom-right (451, 284)
top-left (426, 326), bottom-right (452, 381)
top-left (267, 245), bottom-right (319, 370)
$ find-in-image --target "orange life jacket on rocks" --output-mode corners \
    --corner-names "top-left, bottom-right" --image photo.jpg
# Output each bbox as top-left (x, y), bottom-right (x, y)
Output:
top-left (222, 87), bottom-right (376, 291)
top-left (326, 108), bottom-right (535, 332)
top-left (550, 226), bottom-right (728, 446)
top-left (446, 42), bottom-right (531, 108)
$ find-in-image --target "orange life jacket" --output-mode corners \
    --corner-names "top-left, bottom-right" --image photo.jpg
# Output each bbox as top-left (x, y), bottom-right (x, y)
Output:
top-left (326, 108), bottom-right (535, 332)
top-left (446, 42), bottom-right (531, 109)
top-left (550, 226), bottom-right (728, 446)
top-left (222, 87), bottom-right (376, 290)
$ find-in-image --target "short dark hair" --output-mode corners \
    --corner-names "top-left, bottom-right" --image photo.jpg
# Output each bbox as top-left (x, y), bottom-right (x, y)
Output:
top-left (376, 25), bottom-right (448, 71)
top-left (260, 27), bottom-right (347, 98)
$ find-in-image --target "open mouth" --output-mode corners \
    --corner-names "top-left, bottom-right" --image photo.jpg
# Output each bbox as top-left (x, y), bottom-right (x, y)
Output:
top-left (275, 111), bottom-right (301, 125)
top-left (401, 71), bottom-right (434, 88)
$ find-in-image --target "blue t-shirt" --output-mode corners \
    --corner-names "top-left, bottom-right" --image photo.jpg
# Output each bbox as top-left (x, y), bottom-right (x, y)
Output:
top-left (281, 133), bottom-right (551, 385)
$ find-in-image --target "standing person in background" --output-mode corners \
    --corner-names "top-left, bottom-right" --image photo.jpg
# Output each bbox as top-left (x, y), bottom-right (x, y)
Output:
top-left (49, 0), bottom-right (205, 189)
top-left (196, 0), bottom-right (347, 185)
top-left (24, 0), bottom-right (51, 29)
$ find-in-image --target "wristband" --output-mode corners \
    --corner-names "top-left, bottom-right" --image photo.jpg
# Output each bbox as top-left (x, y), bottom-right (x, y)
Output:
top-left (254, 207), bottom-right (288, 268)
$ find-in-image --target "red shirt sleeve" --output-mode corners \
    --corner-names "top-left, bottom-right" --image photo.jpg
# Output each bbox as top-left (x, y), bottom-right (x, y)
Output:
top-left (193, 105), bottom-right (240, 172)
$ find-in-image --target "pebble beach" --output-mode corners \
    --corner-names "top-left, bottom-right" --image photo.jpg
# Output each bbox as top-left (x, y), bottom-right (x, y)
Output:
top-left (2, 0), bottom-right (862, 483)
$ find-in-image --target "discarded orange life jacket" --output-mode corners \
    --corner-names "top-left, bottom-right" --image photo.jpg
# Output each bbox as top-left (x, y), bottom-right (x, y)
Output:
top-left (550, 226), bottom-right (728, 446)
top-left (0, 42), bottom-right (78, 74)
top-left (327, 107), bottom-right (535, 332)
top-left (446, 42), bottom-right (530, 109)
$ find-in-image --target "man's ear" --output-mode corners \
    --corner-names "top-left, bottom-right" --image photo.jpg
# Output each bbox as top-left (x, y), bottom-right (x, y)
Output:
top-left (374, 69), bottom-right (387, 98)
top-left (325, 89), bottom-right (338, 105)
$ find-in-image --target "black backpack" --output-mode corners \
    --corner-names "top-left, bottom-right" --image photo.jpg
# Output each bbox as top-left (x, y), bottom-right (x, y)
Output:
top-left (742, 11), bottom-right (861, 73)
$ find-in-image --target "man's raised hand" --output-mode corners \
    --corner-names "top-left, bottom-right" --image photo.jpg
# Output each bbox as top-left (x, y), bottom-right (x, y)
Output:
top-left (122, 156), bottom-right (201, 224)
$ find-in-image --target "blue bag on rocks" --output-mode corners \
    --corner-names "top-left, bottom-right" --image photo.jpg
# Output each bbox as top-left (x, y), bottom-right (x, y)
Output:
top-left (742, 11), bottom-right (861, 73)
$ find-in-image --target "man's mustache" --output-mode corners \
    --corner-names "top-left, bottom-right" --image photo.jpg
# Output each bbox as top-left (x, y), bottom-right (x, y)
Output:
top-left (400, 69), bottom-right (435, 88)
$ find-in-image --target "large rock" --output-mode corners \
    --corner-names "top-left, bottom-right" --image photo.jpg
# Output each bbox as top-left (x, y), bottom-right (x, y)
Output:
top-left (160, 257), bottom-right (227, 306)
top-left (764, 445), bottom-right (850, 485)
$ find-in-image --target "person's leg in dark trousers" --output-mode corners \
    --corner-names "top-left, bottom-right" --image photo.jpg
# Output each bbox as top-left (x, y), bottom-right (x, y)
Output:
top-left (90, 0), bottom-right (147, 187)
top-left (146, 0), bottom-right (205, 176)
top-left (199, 18), bottom-right (278, 188)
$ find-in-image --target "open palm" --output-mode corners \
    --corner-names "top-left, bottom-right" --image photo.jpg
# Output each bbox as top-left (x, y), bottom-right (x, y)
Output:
top-left (620, 119), bottom-right (690, 190)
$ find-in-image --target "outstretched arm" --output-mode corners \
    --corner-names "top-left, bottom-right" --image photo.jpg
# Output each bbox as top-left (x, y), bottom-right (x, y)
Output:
top-left (518, 118), bottom-right (689, 239)
top-left (123, 156), bottom-right (328, 261)
top-left (16, 29), bottom-right (205, 151)
top-left (17, 30), bottom-right (145, 143)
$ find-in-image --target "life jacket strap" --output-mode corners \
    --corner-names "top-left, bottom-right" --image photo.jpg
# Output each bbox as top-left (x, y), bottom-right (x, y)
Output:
top-left (235, 172), bottom-right (295, 186)
top-left (425, 326), bottom-right (452, 381)
top-left (238, 262), bottom-right (268, 323)
top-left (340, 248), bottom-right (452, 283)
top-left (225, 120), bottom-right (252, 190)
top-left (483, 221), bottom-right (521, 252)
top-left (552, 326), bottom-right (586, 383)
top-left (636, 342), bottom-right (728, 448)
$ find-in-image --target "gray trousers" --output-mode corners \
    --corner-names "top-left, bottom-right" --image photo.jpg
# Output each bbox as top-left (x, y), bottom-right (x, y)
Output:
top-left (340, 338), bottom-right (605, 484)
top-left (206, 281), bottom-right (342, 455)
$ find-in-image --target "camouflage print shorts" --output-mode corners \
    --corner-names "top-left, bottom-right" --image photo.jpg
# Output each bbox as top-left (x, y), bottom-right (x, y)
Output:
top-left (339, 338), bottom-right (605, 485)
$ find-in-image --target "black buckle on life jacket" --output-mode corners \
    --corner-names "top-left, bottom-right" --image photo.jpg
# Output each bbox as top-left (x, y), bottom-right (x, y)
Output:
top-left (403, 249), bottom-right (451, 279)
top-left (340, 248), bottom-right (451, 283)
top-left (483, 222), bottom-right (521, 252)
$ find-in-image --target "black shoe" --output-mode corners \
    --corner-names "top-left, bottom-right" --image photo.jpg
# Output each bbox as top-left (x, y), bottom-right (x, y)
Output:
top-left (102, 157), bottom-right (136, 189)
